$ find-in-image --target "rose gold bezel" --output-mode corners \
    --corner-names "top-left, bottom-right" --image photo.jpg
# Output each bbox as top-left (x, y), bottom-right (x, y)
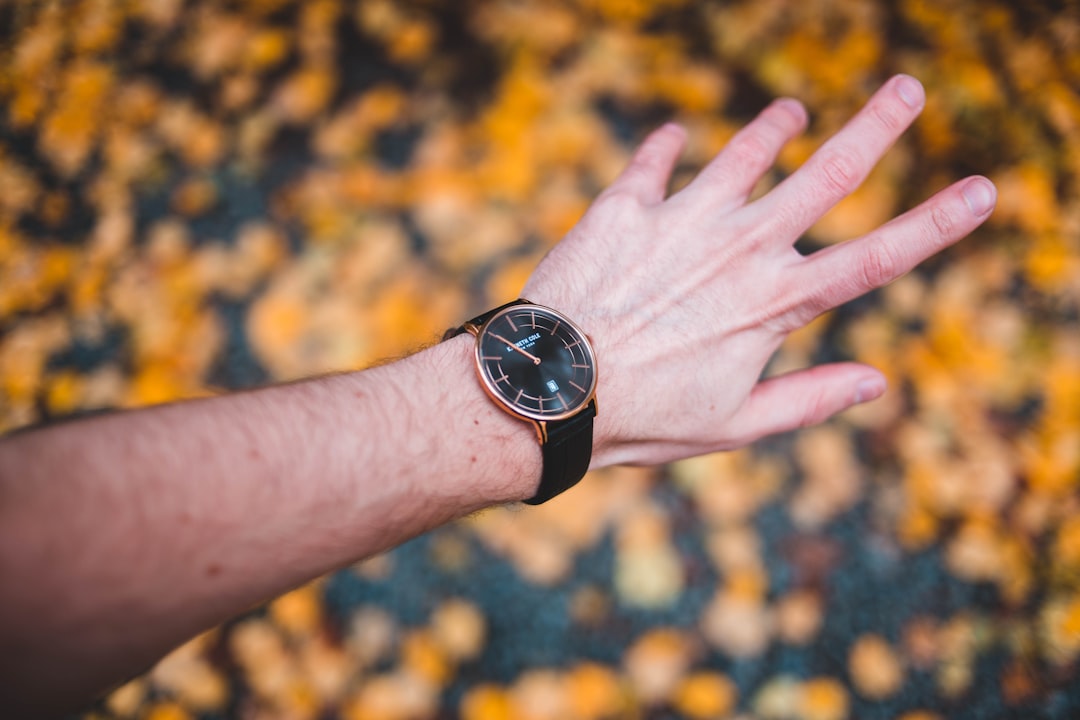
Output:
top-left (471, 303), bottom-right (597, 424)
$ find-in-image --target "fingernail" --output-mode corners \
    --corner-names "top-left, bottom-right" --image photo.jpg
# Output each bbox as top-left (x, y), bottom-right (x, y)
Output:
top-left (773, 98), bottom-right (808, 126)
top-left (962, 177), bottom-right (997, 216)
top-left (896, 74), bottom-right (924, 109)
top-left (855, 377), bottom-right (886, 404)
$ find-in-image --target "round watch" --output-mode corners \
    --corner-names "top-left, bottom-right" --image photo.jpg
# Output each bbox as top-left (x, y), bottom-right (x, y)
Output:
top-left (443, 299), bottom-right (598, 504)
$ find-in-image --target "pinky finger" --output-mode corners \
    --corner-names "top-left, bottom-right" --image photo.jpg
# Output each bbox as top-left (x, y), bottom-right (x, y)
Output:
top-left (606, 123), bottom-right (689, 205)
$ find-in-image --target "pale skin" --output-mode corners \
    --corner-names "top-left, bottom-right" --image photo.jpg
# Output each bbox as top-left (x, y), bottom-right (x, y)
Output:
top-left (0, 75), bottom-right (996, 717)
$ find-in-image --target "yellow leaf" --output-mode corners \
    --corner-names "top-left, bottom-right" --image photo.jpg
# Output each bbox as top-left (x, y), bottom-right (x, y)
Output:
top-left (672, 671), bottom-right (738, 719)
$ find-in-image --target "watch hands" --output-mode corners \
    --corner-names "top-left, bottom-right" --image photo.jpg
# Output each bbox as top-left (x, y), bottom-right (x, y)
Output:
top-left (490, 333), bottom-right (541, 365)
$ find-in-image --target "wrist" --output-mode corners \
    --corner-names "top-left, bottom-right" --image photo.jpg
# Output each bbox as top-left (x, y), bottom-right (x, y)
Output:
top-left (587, 368), bottom-right (630, 470)
top-left (417, 334), bottom-right (543, 506)
top-left (443, 299), bottom-right (602, 504)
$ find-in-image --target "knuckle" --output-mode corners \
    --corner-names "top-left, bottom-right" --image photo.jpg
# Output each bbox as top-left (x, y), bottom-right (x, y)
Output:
top-left (859, 242), bottom-right (903, 289)
top-left (818, 148), bottom-right (863, 197)
top-left (756, 271), bottom-right (814, 332)
top-left (632, 144), bottom-right (664, 172)
top-left (927, 205), bottom-right (957, 241)
top-left (762, 203), bottom-right (803, 244)
top-left (868, 97), bottom-right (907, 133)
top-left (597, 186), bottom-right (643, 213)
top-left (631, 128), bottom-right (680, 172)
top-left (727, 128), bottom-right (775, 171)
top-left (798, 388), bottom-right (830, 429)
top-left (782, 284), bottom-right (830, 330)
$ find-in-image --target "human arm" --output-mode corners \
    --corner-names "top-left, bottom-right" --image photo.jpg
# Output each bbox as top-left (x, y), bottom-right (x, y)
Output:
top-left (0, 74), bottom-right (996, 717)
top-left (0, 336), bottom-right (543, 716)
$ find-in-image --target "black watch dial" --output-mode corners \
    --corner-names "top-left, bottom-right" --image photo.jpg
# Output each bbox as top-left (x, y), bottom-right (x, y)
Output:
top-left (475, 304), bottom-right (597, 421)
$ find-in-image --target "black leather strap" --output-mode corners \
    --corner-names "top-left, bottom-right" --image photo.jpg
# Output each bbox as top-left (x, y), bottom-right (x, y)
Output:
top-left (441, 299), bottom-right (527, 342)
top-left (444, 299), bottom-right (595, 505)
top-left (523, 399), bottom-right (595, 505)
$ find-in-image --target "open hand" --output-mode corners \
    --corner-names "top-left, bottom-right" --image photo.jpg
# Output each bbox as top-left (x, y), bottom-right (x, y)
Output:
top-left (522, 74), bottom-right (997, 468)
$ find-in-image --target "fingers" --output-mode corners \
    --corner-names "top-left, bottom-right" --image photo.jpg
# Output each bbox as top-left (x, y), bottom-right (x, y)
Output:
top-left (724, 363), bottom-right (886, 444)
top-left (606, 123), bottom-right (688, 205)
top-left (682, 98), bottom-right (808, 207)
top-left (751, 75), bottom-right (926, 239)
top-left (792, 176), bottom-right (996, 319)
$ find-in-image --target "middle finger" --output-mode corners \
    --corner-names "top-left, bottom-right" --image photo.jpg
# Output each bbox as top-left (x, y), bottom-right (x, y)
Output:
top-left (748, 74), bottom-right (926, 242)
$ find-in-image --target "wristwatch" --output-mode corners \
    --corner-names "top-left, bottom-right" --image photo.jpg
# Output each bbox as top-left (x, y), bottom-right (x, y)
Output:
top-left (443, 299), bottom-right (598, 505)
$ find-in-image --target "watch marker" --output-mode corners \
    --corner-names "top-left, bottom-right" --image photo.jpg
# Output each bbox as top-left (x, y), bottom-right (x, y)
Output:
top-left (506, 315), bottom-right (518, 332)
top-left (569, 380), bottom-right (586, 393)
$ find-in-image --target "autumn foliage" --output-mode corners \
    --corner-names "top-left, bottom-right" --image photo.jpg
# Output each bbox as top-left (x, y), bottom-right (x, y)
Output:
top-left (1, 0), bottom-right (1078, 718)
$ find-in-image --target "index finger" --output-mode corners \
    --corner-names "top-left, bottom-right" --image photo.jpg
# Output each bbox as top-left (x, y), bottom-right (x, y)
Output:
top-left (790, 175), bottom-right (996, 325)
top-left (750, 75), bottom-right (926, 240)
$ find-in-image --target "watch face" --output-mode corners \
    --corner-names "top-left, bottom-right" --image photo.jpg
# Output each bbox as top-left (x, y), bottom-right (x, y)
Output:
top-left (474, 304), bottom-right (597, 421)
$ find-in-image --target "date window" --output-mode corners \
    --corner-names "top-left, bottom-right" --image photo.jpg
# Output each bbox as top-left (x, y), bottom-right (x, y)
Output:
top-left (546, 380), bottom-right (560, 393)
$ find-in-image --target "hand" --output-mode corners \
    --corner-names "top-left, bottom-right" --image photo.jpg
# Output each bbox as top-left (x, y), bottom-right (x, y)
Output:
top-left (522, 74), bottom-right (997, 468)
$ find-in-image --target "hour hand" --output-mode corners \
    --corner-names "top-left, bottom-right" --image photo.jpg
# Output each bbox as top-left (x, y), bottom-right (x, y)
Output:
top-left (490, 333), bottom-right (541, 364)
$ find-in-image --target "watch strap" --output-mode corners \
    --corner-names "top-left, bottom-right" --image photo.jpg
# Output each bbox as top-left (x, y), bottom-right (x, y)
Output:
top-left (441, 299), bottom-right (528, 341)
top-left (524, 399), bottom-right (596, 505)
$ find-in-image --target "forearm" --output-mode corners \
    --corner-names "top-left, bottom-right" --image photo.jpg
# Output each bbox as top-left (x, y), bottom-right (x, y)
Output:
top-left (0, 334), bottom-right (539, 716)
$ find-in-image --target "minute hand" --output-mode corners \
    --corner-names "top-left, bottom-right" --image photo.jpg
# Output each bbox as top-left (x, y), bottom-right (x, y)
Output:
top-left (490, 333), bottom-right (541, 365)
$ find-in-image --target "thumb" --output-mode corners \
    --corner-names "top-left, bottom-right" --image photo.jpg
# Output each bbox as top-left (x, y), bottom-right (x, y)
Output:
top-left (723, 363), bottom-right (886, 445)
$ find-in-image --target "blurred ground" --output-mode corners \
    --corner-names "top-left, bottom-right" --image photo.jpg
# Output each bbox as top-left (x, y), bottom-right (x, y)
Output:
top-left (2, 0), bottom-right (1080, 718)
